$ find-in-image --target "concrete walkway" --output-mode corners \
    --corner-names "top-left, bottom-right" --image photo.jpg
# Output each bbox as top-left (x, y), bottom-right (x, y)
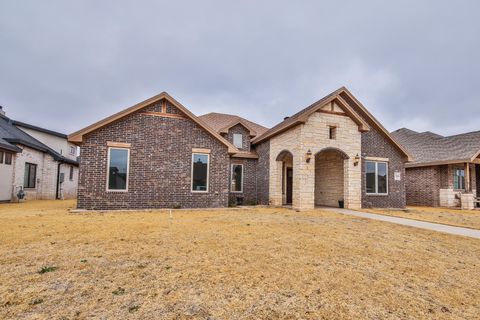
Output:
top-left (323, 208), bottom-right (480, 239)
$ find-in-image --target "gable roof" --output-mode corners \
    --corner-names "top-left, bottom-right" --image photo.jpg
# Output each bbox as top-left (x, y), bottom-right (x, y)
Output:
top-left (392, 128), bottom-right (480, 167)
top-left (198, 112), bottom-right (269, 137)
top-left (68, 92), bottom-right (239, 154)
top-left (251, 87), bottom-right (369, 145)
top-left (250, 87), bottom-right (411, 160)
top-left (0, 115), bottom-right (78, 165)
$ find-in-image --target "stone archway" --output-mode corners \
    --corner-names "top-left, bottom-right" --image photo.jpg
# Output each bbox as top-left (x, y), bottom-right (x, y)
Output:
top-left (314, 148), bottom-right (349, 207)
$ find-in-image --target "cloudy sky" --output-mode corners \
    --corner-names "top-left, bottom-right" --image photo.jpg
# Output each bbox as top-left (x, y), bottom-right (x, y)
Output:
top-left (1, 1), bottom-right (479, 136)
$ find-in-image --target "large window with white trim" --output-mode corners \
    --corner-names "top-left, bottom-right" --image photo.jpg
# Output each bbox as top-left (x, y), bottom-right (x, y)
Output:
top-left (231, 164), bottom-right (243, 192)
top-left (191, 153), bottom-right (209, 192)
top-left (107, 148), bottom-right (130, 191)
top-left (366, 161), bottom-right (388, 194)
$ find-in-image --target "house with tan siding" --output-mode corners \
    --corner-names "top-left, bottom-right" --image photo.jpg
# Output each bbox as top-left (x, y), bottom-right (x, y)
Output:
top-left (69, 87), bottom-right (411, 210)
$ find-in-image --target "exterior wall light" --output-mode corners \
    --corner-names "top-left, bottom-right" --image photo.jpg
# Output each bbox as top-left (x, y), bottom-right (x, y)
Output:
top-left (306, 149), bottom-right (313, 163)
top-left (354, 154), bottom-right (360, 166)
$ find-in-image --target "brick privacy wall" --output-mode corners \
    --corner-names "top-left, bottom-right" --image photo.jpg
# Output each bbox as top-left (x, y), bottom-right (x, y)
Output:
top-left (405, 166), bottom-right (440, 206)
top-left (225, 124), bottom-right (251, 151)
top-left (229, 158), bottom-right (257, 205)
top-left (254, 140), bottom-right (270, 205)
top-left (315, 151), bottom-right (344, 207)
top-left (77, 100), bottom-right (230, 210)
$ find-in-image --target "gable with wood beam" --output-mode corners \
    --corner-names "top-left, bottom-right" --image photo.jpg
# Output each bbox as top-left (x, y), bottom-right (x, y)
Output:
top-left (252, 87), bottom-right (412, 162)
top-left (68, 92), bottom-right (239, 154)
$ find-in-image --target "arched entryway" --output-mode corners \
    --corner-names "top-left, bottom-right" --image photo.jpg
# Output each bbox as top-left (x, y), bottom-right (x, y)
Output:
top-left (276, 150), bottom-right (294, 205)
top-left (314, 148), bottom-right (349, 207)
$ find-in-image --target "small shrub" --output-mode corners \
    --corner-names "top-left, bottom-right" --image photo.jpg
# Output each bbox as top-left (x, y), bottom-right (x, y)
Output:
top-left (228, 201), bottom-right (237, 208)
top-left (172, 203), bottom-right (182, 209)
top-left (80, 259), bottom-right (87, 263)
top-left (112, 287), bottom-right (125, 296)
top-left (129, 305), bottom-right (140, 313)
top-left (30, 298), bottom-right (44, 305)
top-left (165, 265), bottom-right (172, 270)
top-left (38, 266), bottom-right (57, 274)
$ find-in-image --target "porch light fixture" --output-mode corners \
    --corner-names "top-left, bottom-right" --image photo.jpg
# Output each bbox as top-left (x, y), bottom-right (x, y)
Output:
top-left (354, 154), bottom-right (360, 166)
top-left (306, 149), bottom-right (313, 163)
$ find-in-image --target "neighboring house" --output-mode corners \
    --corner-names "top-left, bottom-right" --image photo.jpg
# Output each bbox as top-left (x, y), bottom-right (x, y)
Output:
top-left (69, 87), bottom-right (411, 211)
top-left (0, 107), bottom-right (79, 202)
top-left (392, 128), bottom-right (480, 209)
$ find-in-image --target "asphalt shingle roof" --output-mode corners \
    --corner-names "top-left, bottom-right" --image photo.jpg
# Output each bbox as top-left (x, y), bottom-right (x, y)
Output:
top-left (199, 112), bottom-right (269, 137)
top-left (391, 128), bottom-right (480, 166)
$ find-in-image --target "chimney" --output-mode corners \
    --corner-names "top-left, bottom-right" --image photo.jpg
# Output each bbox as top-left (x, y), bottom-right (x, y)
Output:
top-left (0, 106), bottom-right (5, 116)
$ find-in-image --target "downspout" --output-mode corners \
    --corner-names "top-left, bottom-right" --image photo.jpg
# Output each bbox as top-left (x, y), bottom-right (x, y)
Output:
top-left (56, 162), bottom-right (62, 200)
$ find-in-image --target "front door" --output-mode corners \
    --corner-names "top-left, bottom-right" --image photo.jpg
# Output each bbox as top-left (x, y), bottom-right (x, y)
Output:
top-left (286, 168), bottom-right (293, 205)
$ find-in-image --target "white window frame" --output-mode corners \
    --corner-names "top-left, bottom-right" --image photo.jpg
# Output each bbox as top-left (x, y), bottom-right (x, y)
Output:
top-left (69, 145), bottom-right (76, 156)
top-left (106, 147), bottom-right (130, 192)
top-left (233, 133), bottom-right (243, 148)
top-left (230, 163), bottom-right (244, 193)
top-left (366, 161), bottom-right (389, 195)
top-left (191, 153), bottom-right (210, 193)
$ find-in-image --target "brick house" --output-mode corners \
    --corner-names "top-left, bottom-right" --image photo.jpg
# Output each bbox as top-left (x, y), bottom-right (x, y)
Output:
top-left (392, 128), bottom-right (480, 209)
top-left (0, 108), bottom-right (79, 202)
top-left (69, 87), bottom-right (411, 210)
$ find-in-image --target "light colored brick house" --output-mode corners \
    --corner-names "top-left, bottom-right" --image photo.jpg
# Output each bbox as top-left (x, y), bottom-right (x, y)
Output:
top-left (0, 108), bottom-right (79, 202)
top-left (392, 128), bottom-right (480, 209)
top-left (69, 87), bottom-right (411, 210)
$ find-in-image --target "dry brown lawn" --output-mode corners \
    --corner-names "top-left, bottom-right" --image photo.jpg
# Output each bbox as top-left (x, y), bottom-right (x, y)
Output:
top-left (365, 206), bottom-right (480, 230)
top-left (0, 201), bottom-right (479, 319)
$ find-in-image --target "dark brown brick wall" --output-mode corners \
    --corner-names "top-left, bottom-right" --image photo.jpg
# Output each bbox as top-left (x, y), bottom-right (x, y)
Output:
top-left (406, 164), bottom-right (478, 207)
top-left (360, 127), bottom-right (407, 208)
top-left (77, 100), bottom-right (230, 210)
top-left (253, 140), bottom-right (270, 205)
top-left (229, 158), bottom-right (257, 205)
top-left (405, 166), bottom-right (441, 206)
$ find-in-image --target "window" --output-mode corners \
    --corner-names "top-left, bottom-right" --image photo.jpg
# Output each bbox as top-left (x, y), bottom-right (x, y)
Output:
top-left (329, 126), bottom-right (337, 140)
top-left (24, 163), bottom-right (37, 188)
top-left (231, 164), bottom-right (243, 192)
top-left (5, 153), bottom-right (12, 165)
top-left (0, 151), bottom-right (3, 164)
top-left (69, 146), bottom-right (76, 156)
top-left (191, 153), bottom-right (209, 192)
top-left (233, 134), bottom-right (243, 148)
top-left (69, 166), bottom-right (74, 181)
top-left (454, 169), bottom-right (465, 190)
top-left (366, 161), bottom-right (388, 194)
top-left (107, 148), bottom-right (130, 191)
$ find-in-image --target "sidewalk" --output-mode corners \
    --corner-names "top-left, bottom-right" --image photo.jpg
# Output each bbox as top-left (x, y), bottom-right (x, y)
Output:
top-left (323, 208), bottom-right (480, 239)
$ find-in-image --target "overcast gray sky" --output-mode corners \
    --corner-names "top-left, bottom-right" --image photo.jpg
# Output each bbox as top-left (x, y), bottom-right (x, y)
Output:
top-left (1, 1), bottom-right (479, 136)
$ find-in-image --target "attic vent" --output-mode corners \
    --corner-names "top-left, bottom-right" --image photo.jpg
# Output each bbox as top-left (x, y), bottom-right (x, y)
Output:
top-left (284, 116), bottom-right (290, 121)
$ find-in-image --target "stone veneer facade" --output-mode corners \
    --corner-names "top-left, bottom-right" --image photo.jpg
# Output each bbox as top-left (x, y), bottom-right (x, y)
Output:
top-left (268, 111), bottom-right (362, 210)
